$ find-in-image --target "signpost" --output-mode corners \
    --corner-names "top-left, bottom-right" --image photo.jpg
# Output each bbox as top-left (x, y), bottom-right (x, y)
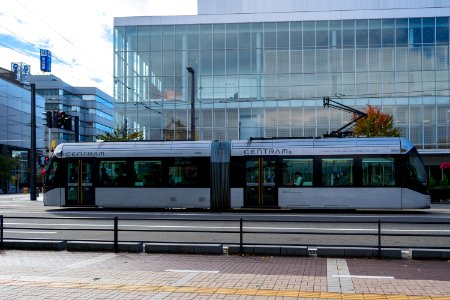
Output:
top-left (40, 49), bottom-right (52, 72)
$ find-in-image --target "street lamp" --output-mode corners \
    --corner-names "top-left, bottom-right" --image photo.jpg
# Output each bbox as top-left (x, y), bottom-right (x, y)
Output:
top-left (30, 83), bottom-right (37, 200)
top-left (186, 67), bottom-right (195, 141)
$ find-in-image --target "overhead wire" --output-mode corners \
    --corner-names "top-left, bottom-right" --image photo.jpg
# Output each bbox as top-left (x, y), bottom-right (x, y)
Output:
top-left (2, 1), bottom-right (449, 124)
top-left (0, 2), bottom-right (112, 90)
top-left (14, 0), bottom-right (112, 78)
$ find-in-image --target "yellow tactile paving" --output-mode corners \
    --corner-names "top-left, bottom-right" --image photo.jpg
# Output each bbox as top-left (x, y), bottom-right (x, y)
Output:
top-left (214, 287), bottom-right (237, 294)
top-left (362, 296), bottom-right (388, 300)
top-left (255, 290), bottom-right (280, 296)
top-left (277, 290), bottom-right (302, 297)
top-left (343, 294), bottom-right (368, 299)
top-left (320, 291), bottom-right (344, 298)
top-left (298, 292), bottom-right (323, 298)
top-left (235, 288), bottom-right (261, 295)
top-left (135, 285), bottom-right (159, 291)
top-left (196, 287), bottom-right (219, 293)
top-left (384, 296), bottom-right (411, 300)
top-left (0, 279), bottom-right (448, 299)
top-left (176, 286), bottom-right (199, 293)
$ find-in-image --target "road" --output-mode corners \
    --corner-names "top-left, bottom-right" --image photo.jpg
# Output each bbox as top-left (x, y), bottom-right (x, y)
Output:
top-left (1, 193), bottom-right (450, 249)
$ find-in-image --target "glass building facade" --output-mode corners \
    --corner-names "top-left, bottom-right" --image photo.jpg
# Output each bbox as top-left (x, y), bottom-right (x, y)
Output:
top-left (0, 69), bottom-right (46, 192)
top-left (114, 1), bottom-right (450, 150)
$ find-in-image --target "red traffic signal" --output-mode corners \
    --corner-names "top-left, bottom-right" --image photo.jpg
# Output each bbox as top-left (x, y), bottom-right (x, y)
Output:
top-left (42, 111), bottom-right (53, 128)
top-left (56, 111), bottom-right (66, 128)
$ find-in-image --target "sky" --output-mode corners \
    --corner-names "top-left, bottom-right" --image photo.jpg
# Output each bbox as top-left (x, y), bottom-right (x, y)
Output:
top-left (0, 0), bottom-right (197, 96)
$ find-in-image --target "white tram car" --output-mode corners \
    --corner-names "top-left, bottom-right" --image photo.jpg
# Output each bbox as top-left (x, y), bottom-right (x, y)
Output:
top-left (43, 137), bottom-right (430, 209)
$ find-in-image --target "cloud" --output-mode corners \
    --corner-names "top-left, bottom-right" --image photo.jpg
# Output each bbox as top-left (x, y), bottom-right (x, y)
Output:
top-left (0, 0), bottom-right (197, 96)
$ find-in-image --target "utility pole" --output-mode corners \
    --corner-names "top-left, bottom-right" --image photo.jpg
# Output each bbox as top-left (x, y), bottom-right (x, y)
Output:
top-left (74, 116), bottom-right (79, 142)
top-left (30, 83), bottom-right (37, 200)
top-left (186, 67), bottom-right (195, 141)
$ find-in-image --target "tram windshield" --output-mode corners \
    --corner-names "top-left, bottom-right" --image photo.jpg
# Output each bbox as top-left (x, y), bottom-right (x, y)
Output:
top-left (44, 158), bottom-right (63, 188)
top-left (406, 149), bottom-right (428, 190)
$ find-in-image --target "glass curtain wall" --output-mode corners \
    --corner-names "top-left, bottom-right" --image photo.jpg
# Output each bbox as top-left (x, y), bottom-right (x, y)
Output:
top-left (114, 17), bottom-right (450, 148)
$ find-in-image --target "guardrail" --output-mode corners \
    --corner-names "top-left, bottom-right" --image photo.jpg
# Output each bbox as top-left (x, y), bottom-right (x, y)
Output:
top-left (1, 215), bottom-right (450, 259)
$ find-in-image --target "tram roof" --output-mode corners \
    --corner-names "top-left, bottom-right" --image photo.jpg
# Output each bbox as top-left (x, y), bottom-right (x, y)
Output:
top-left (53, 137), bottom-right (415, 159)
top-left (53, 140), bottom-right (213, 158)
top-left (230, 137), bottom-right (414, 156)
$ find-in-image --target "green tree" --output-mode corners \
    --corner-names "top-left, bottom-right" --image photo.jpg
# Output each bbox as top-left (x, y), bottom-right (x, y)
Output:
top-left (96, 123), bottom-right (143, 141)
top-left (352, 105), bottom-right (401, 137)
top-left (0, 154), bottom-right (19, 192)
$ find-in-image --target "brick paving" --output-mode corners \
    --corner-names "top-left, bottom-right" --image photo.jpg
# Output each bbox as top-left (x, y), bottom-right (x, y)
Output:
top-left (0, 250), bottom-right (449, 299)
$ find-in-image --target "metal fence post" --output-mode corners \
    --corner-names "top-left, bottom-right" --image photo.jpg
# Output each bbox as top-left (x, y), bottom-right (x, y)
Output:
top-left (239, 218), bottom-right (243, 256)
top-left (0, 215), bottom-right (3, 250)
top-left (377, 220), bottom-right (381, 258)
top-left (114, 217), bottom-right (118, 253)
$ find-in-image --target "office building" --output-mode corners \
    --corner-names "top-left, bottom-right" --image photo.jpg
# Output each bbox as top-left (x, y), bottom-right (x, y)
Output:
top-left (0, 67), bottom-right (45, 192)
top-left (28, 75), bottom-right (114, 148)
top-left (114, 0), bottom-right (450, 182)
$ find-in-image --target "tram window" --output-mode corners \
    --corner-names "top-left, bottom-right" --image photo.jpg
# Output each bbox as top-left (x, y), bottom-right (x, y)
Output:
top-left (246, 161), bottom-right (259, 184)
top-left (98, 161), bottom-right (127, 187)
top-left (406, 150), bottom-right (427, 187)
top-left (282, 159), bottom-right (313, 187)
top-left (46, 159), bottom-right (62, 186)
top-left (68, 163), bottom-right (78, 183)
top-left (322, 158), bottom-right (353, 186)
top-left (168, 158), bottom-right (203, 187)
top-left (134, 160), bottom-right (162, 187)
top-left (362, 157), bottom-right (395, 186)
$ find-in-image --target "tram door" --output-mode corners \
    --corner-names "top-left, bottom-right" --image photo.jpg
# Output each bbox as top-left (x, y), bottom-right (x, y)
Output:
top-left (66, 159), bottom-right (95, 206)
top-left (244, 158), bottom-right (277, 207)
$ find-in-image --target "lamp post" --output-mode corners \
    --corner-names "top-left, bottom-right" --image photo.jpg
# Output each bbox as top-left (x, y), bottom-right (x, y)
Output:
top-left (30, 83), bottom-right (36, 200)
top-left (186, 67), bottom-right (195, 141)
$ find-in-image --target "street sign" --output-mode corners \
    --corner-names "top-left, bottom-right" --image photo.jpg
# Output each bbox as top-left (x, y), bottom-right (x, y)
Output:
top-left (40, 49), bottom-right (52, 72)
top-left (11, 62), bottom-right (20, 80)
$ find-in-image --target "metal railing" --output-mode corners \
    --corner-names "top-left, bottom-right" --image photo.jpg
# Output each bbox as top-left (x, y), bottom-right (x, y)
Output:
top-left (1, 215), bottom-right (450, 255)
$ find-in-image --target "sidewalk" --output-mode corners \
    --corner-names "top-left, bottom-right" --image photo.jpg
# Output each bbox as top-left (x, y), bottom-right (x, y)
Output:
top-left (0, 250), bottom-right (449, 299)
top-left (0, 193), bottom-right (43, 202)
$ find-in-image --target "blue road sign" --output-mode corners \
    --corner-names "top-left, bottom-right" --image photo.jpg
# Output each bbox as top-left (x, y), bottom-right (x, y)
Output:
top-left (40, 49), bottom-right (52, 72)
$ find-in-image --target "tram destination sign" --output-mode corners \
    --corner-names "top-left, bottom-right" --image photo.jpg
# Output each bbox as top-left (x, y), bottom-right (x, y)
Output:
top-left (233, 146), bottom-right (400, 156)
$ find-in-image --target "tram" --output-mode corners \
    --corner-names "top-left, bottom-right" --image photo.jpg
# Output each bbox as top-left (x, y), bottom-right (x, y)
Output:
top-left (43, 137), bottom-right (430, 209)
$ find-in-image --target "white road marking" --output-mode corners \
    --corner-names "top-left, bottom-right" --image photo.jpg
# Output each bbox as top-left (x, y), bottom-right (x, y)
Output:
top-left (3, 230), bottom-right (56, 234)
top-left (4, 222), bottom-right (450, 233)
top-left (333, 275), bottom-right (394, 279)
top-left (327, 258), bottom-right (355, 294)
top-left (165, 269), bottom-right (219, 273)
top-left (66, 253), bottom-right (117, 269)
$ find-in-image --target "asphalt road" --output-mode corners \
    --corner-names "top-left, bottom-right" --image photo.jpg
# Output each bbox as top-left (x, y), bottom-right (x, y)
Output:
top-left (1, 193), bottom-right (450, 249)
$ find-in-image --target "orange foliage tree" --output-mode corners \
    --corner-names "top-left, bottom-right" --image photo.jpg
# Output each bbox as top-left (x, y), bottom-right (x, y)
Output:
top-left (352, 105), bottom-right (401, 137)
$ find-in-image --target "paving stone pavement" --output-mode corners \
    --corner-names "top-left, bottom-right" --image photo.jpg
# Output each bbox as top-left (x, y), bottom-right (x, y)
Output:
top-left (0, 250), bottom-right (449, 299)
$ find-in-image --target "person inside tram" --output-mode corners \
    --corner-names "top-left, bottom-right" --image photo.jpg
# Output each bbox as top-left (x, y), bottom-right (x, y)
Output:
top-left (69, 167), bottom-right (77, 183)
top-left (335, 171), bottom-right (348, 186)
top-left (100, 167), bottom-right (111, 185)
top-left (291, 172), bottom-right (303, 186)
top-left (114, 166), bottom-right (127, 186)
top-left (266, 169), bottom-right (276, 183)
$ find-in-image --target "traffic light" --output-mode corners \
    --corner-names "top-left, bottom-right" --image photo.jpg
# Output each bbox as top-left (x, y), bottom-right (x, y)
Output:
top-left (64, 115), bottom-right (72, 131)
top-left (53, 111), bottom-right (59, 127)
top-left (55, 111), bottom-right (66, 128)
top-left (42, 111), bottom-right (53, 128)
